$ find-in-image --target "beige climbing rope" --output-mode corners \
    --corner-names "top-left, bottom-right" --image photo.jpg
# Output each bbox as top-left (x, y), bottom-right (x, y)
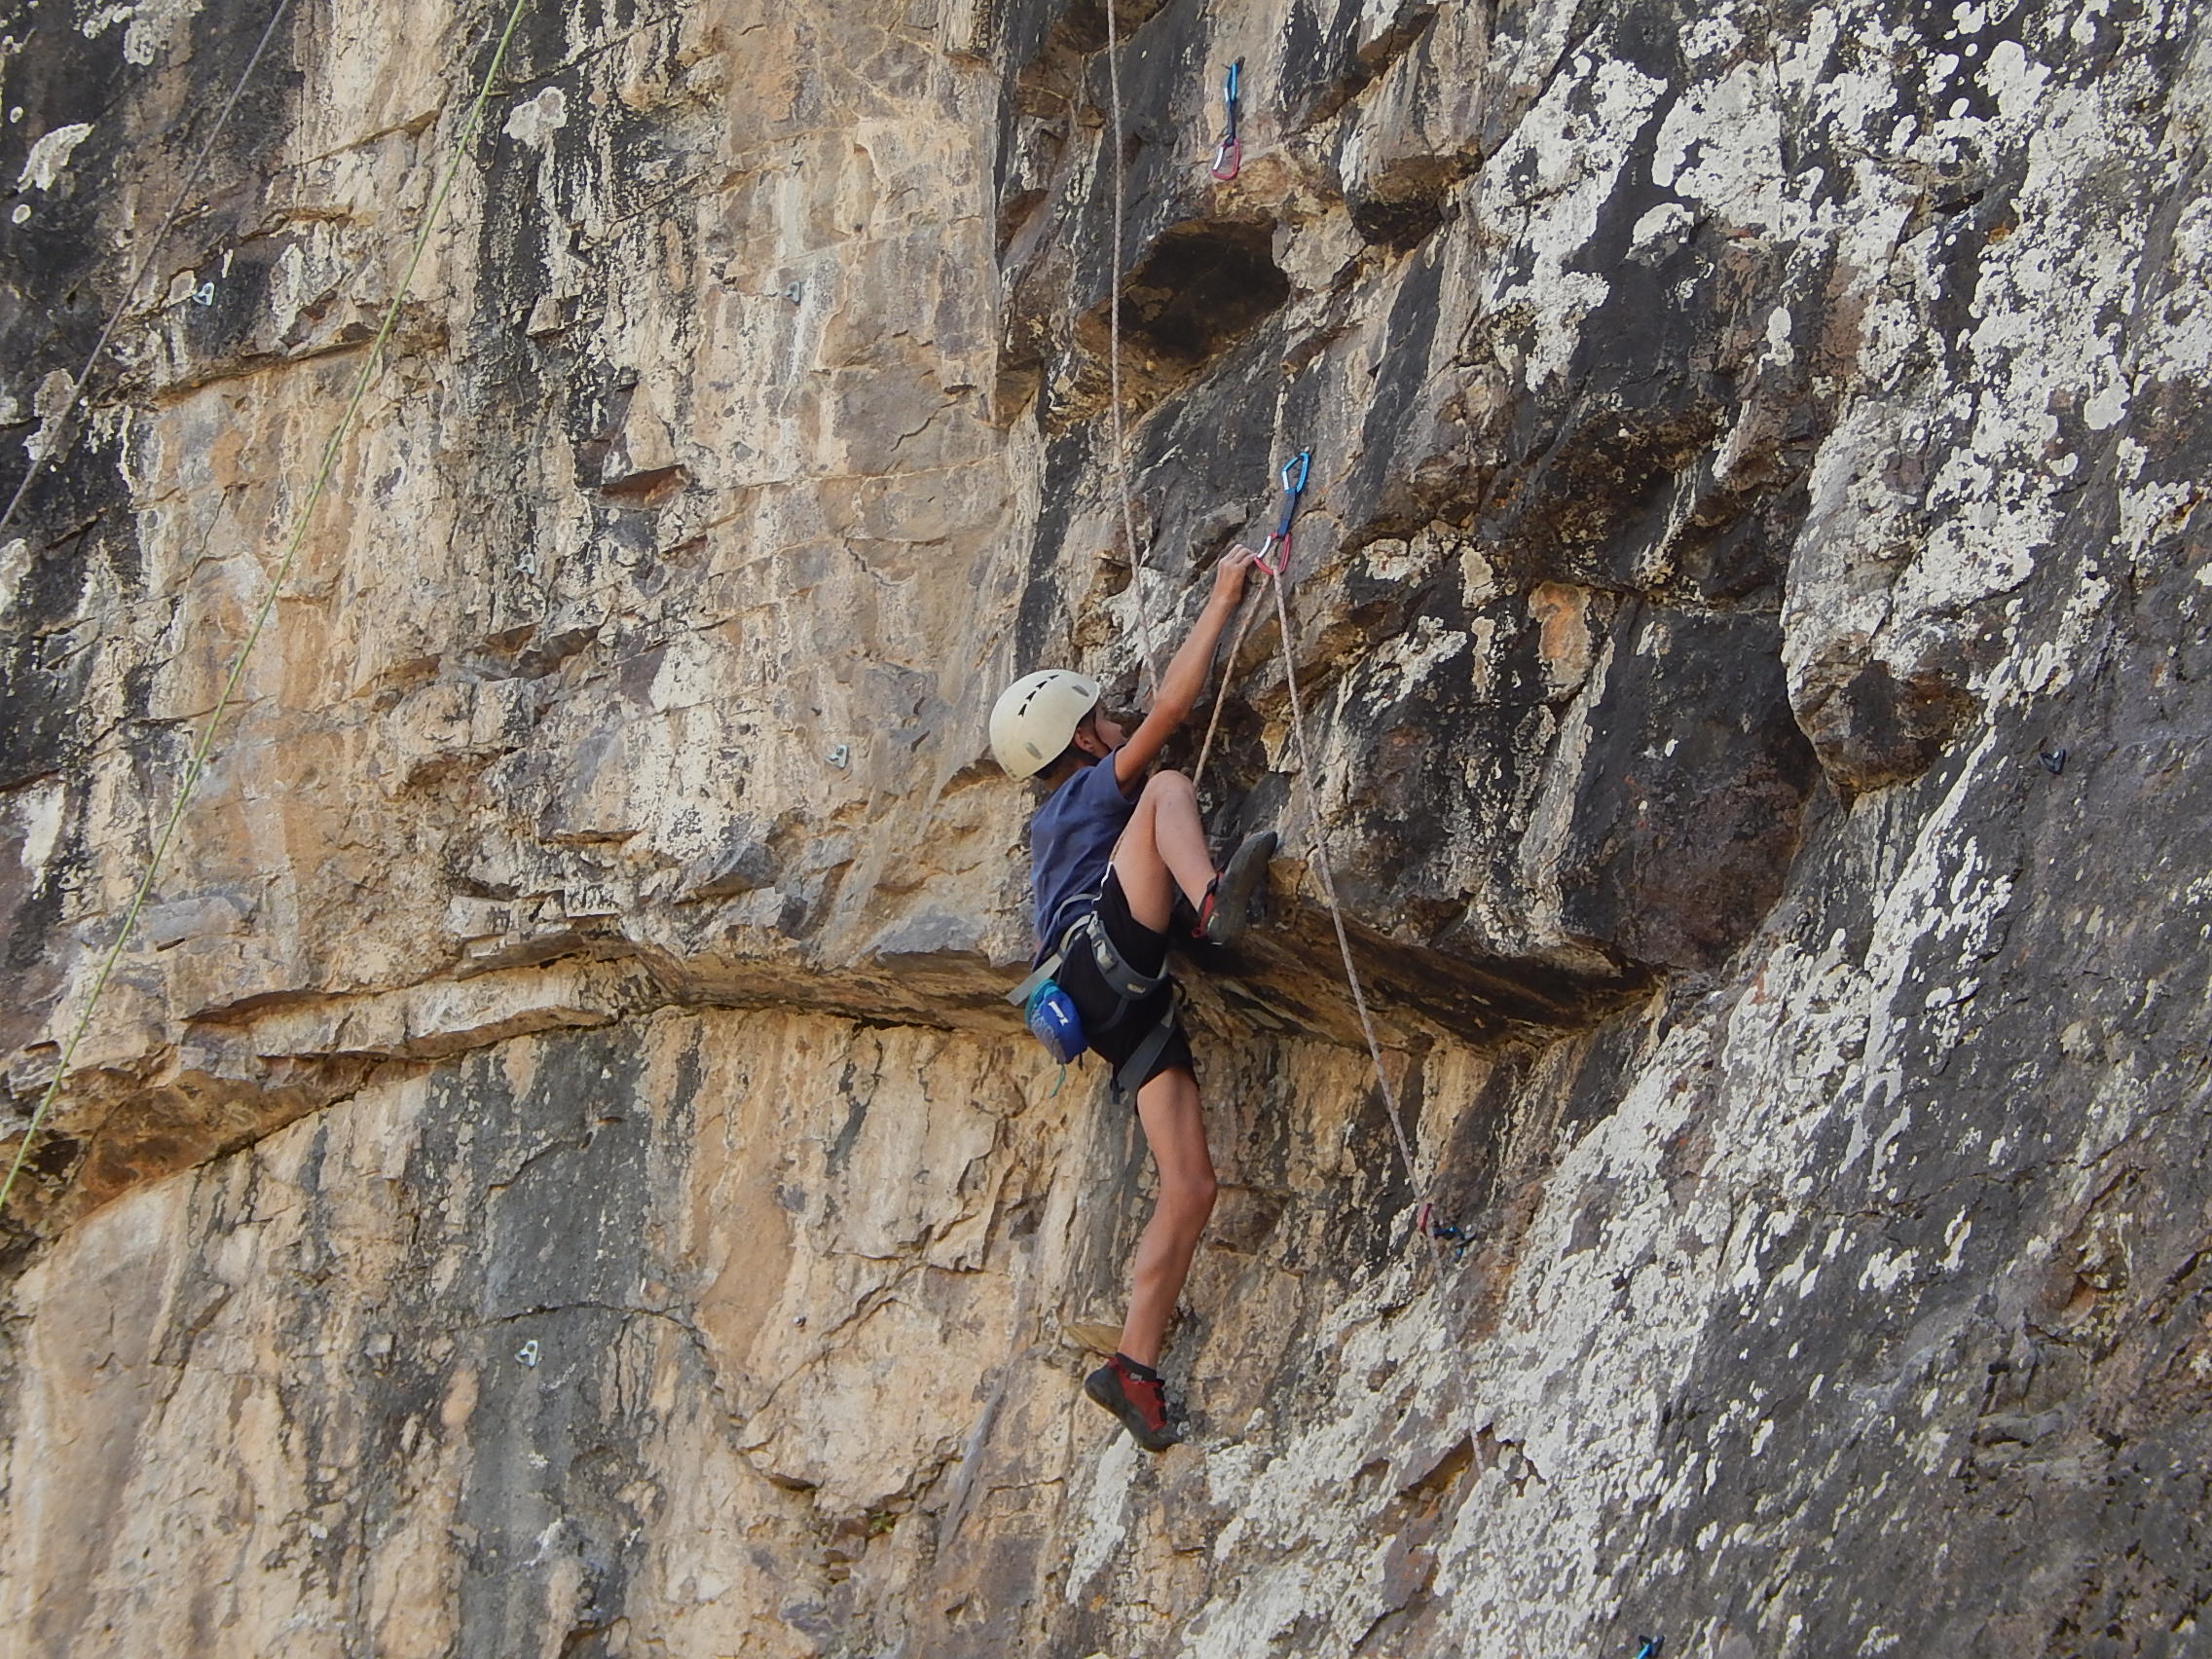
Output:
top-left (1191, 493), bottom-right (1451, 1251)
top-left (1264, 566), bottom-right (1425, 1198)
top-left (1192, 586), bottom-right (1267, 787)
top-left (1100, 0), bottom-right (1163, 695)
top-left (1087, 16), bottom-right (1439, 1242)
top-left (0, 0), bottom-right (299, 547)
top-left (0, 0), bottom-right (539, 1220)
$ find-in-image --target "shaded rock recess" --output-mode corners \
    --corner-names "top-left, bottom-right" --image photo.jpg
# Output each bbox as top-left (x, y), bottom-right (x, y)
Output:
top-left (2, 0), bottom-right (2210, 1653)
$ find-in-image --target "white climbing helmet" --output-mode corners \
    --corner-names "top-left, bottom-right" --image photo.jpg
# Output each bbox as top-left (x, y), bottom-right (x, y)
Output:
top-left (989, 670), bottom-right (1102, 779)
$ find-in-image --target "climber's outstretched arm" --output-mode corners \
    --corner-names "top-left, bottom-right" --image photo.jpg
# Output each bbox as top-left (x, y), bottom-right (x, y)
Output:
top-left (1114, 545), bottom-right (1257, 788)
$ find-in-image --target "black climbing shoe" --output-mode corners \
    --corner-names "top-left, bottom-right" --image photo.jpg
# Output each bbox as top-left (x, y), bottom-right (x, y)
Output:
top-left (1084, 1353), bottom-right (1183, 1453)
top-left (1197, 830), bottom-right (1277, 947)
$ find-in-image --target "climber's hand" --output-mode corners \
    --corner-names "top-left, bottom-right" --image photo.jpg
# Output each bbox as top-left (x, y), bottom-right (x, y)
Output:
top-left (1211, 543), bottom-right (1259, 607)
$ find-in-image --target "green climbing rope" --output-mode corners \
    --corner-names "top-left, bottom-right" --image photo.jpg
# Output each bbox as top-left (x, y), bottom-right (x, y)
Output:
top-left (0, 0), bottom-right (538, 1222)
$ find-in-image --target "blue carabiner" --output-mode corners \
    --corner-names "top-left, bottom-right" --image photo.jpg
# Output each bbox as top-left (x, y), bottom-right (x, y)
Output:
top-left (1209, 60), bottom-right (1244, 181)
top-left (1257, 448), bottom-right (1311, 574)
top-left (1415, 1201), bottom-right (1470, 1259)
top-left (1273, 448), bottom-right (1310, 537)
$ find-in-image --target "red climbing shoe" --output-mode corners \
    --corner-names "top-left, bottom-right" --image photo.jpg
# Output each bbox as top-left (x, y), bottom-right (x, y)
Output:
top-left (1084, 1353), bottom-right (1183, 1453)
top-left (1196, 830), bottom-right (1277, 947)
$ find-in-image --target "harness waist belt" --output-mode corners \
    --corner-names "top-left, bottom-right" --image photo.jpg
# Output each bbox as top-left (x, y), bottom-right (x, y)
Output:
top-left (1009, 905), bottom-right (1168, 1008)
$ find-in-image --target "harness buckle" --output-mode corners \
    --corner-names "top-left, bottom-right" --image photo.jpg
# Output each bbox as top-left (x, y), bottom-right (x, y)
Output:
top-left (1081, 909), bottom-right (1169, 1002)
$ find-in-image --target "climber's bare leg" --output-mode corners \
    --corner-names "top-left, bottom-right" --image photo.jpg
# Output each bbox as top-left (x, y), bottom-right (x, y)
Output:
top-left (1117, 1064), bottom-right (1216, 1369)
top-left (1112, 770), bottom-right (1216, 934)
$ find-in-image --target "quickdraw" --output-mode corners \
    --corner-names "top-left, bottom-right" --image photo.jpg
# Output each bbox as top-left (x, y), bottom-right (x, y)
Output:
top-left (1255, 447), bottom-right (1309, 574)
top-left (1416, 1202), bottom-right (1470, 1259)
top-left (1209, 60), bottom-right (1242, 180)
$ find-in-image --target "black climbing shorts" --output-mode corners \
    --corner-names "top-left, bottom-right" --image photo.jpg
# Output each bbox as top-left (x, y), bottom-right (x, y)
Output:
top-left (1054, 870), bottom-right (1194, 1098)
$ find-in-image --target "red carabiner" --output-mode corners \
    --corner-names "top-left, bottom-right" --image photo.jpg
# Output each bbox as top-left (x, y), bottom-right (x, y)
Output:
top-left (1256, 531), bottom-right (1289, 576)
top-left (1210, 135), bottom-right (1241, 181)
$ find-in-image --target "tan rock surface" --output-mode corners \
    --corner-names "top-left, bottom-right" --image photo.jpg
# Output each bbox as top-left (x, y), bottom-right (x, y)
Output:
top-left (3, 0), bottom-right (2211, 1652)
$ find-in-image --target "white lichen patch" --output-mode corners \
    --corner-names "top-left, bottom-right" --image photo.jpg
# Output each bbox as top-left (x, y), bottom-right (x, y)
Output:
top-left (1061, 1431), bottom-right (1137, 1597)
top-left (1650, 60), bottom-right (1788, 236)
top-left (0, 536), bottom-right (26, 612)
top-left (1630, 200), bottom-right (1697, 260)
top-left (79, 0), bottom-right (198, 66)
top-left (1680, 12), bottom-right (1747, 63)
top-left (503, 87), bottom-right (569, 148)
top-left (1940, 1212), bottom-right (1973, 1272)
top-left (1861, 1247), bottom-right (1917, 1294)
top-left (17, 121), bottom-right (92, 191)
top-left (1357, 612), bottom-right (1469, 709)
top-left (2145, 192), bottom-right (2212, 380)
top-left (1772, 2), bottom-right (2204, 729)
top-left (1473, 53), bottom-right (1665, 390)
top-left (21, 368), bottom-right (79, 463)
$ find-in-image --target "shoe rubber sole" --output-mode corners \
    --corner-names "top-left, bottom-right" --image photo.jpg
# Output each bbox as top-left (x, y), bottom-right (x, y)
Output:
top-left (1085, 1363), bottom-right (1183, 1453)
top-left (1201, 830), bottom-right (1277, 947)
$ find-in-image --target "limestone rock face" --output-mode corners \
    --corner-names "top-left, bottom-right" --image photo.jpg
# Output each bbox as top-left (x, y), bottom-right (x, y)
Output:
top-left (2, 0), bottom-right (2209, 1653)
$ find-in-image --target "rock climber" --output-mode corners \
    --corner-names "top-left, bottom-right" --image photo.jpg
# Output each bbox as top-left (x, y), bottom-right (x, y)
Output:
top-left (988, 545), bottom-right (1277, 1453)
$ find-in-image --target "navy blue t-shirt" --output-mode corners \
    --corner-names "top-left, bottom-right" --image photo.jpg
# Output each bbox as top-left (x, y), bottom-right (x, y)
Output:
top-left (1030, 753), bottom-right (1136, 949)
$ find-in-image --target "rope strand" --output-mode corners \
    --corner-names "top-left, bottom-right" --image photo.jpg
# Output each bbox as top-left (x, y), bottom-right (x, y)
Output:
top-left (0, 0), bottom-right (298, 548)
top-left (1266, 570), bottom-right (1423, 1194)
top-left (0, 0), bottom-right (538, 1223)
top-left (1192, 581), bottom-right (1267, 789)
top-left (1100, 0), bottom-right (1162, 696)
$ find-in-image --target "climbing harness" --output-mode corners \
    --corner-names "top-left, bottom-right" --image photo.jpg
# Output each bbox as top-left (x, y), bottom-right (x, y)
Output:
top-left (1101, 0), bottom-right (1164, 694)
top-left (1256, 447), bottom-right (1310, 575)
top-left (1008, 903), bottom-right (1179, 1098)
top-left (1208, 60), bottom-right (1243, 181)
top-left (1192, 450), bottom-right (1464, 1258)
top-left (0, 0), bottom-right (298, 548)
top-left (0, 0), bottom-right (539, 1221)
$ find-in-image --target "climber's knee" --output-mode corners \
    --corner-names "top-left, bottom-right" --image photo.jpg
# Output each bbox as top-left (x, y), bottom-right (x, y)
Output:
top-left (1162, 1165), bottom-right (1217, 1229)
top-left (1142, 769), bottom-right (1196, 805)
